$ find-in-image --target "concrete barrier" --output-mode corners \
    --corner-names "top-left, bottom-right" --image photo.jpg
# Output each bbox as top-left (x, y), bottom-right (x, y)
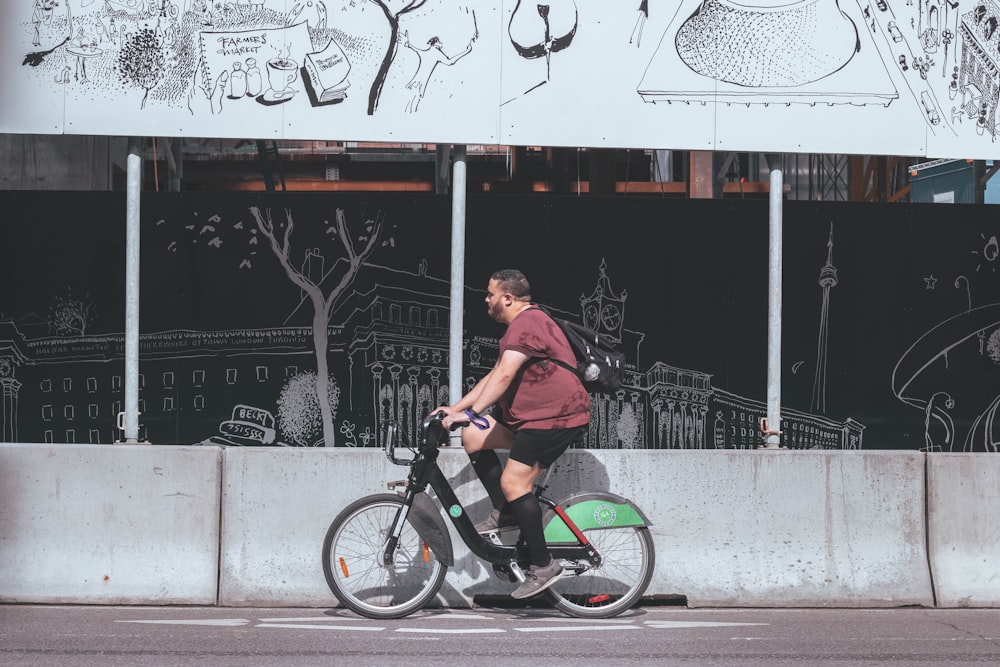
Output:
top-left (217, 446), bottom-right (545, 607)
top-left (0, 444), bottom-right (222, 604)
top-left (608, 449), bottom-right (932, 607)
top-left (0, 444), bottom-right (949, 608)
top-left (445, 449), bottom-right (933, 607)
top-left (217, 446), bottom-right (504, 607)
top-left (218, 447), bottom-right (403, 606)
top-left (927, 453), bottom-right (1000, 607)
top-left (219, 447), bottom-right (935, 608)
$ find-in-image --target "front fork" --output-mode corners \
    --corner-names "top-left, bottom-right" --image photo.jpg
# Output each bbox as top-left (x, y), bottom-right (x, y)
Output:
top-left (382, 488), bottom-right (415, 566)
top-left (381, 458), bottom-right (459, 568)
top-left (382, 457), bottom-right (432, 566)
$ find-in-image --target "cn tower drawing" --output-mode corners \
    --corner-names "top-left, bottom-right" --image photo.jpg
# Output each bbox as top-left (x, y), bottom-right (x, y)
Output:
top-left (812, 224), bottom-right (838, 414)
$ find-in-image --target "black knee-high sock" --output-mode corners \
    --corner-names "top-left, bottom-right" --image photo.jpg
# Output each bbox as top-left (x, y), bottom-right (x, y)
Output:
top-left (469, 450), bottom-right (507, 512)
top-left (509, 492), bottom-right (550, 567)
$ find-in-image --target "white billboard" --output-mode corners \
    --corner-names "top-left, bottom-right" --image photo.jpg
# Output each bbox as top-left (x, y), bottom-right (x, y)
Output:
top-left (2, 0), bottom-right (994, 157)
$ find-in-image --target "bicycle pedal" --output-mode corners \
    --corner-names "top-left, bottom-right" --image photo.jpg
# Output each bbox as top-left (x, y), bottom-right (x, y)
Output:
top-left (507, 561), bottom-right (527, 584)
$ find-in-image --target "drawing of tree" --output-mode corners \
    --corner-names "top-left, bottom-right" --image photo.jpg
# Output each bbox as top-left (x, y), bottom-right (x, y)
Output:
top-left (616, 402), bottom-right (641, 449)
top-left (49, 288), bottom-right (98, 336)
top-left (988, 328), bottom-right (1000, 364)
top-left (249, 205), bottom-right (388, 447)
top-left (367, 0), bottom-right (428, 114)
top-left (277, 370), bottom-right (341, 446)
top-left (117, 27), bottom-right (166, 109)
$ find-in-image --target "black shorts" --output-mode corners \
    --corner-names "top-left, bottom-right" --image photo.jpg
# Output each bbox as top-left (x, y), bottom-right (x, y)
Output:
top-left (509, 426), bottom-right (586, 468)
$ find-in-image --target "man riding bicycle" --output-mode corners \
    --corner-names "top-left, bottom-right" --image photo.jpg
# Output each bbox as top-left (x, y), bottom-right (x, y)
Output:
top-left (434, 269), bottom-right (591, 599)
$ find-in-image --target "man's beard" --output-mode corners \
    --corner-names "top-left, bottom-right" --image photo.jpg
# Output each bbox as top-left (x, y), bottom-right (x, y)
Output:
top-left (488, 300), bottom-right (503, 322)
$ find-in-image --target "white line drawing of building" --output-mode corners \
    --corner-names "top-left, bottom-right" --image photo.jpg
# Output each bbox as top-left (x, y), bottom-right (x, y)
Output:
top-left (957, 2), bottom-right (1000, 137)
top-left (0, 259), bottom-right (864, 450)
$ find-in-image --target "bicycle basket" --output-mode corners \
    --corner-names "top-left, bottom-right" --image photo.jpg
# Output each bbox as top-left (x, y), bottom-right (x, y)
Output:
top-left (382, 420), bottom-right (417, 465)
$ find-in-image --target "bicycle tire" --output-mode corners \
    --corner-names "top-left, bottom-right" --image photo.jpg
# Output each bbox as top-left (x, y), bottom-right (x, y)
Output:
top-left (322, 494), bottom-right (448, 619)
top-left (545, 525), bottom-right (655, 618)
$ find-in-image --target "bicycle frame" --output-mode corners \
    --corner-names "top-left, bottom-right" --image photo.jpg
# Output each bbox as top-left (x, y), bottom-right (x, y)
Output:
top-left (382, 416), bottom-right (601, 575)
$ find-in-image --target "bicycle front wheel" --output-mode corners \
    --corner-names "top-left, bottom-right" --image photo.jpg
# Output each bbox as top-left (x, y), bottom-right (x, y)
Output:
top-left (322, 494), bottom-right (448, 619)
top-left (546, 525), bottom-right (655, 618)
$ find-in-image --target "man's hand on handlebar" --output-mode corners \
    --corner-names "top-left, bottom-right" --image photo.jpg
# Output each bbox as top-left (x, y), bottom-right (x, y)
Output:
top-left (428, 406), bottom-right (470, 431)
top-left (428, 406), bottom-right (491, 431)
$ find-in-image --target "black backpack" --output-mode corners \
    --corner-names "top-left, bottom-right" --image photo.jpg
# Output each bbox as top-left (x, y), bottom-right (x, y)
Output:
top-left (536, 305), bottom-right (625, 394)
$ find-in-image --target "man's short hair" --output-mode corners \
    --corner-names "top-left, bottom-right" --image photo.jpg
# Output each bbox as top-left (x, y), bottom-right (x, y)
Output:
top-left (491, 269), bottom-right (531, 300)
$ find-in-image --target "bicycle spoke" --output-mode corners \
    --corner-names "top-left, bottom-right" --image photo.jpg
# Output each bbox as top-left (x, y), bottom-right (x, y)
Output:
top-left (322, 495), bottom-right (448, 619)
top-left (546, 525), bottom-right (654, 617)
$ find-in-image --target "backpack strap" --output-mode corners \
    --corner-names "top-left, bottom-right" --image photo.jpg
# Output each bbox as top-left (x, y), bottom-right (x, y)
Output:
top-left (540, 356), bottom-right (577, 375)
top-left (530, 304), bottom-right (578, 377)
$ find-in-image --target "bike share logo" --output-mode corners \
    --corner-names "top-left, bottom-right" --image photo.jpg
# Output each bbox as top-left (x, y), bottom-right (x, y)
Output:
top-left (449, 505), bottom-right (463, 518)
top-left (594, 503), bottom-right (617, 526)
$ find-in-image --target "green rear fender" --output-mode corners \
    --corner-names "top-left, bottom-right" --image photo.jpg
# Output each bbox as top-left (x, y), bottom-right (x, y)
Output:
top-left (543, 491), bottom-right (651, 543)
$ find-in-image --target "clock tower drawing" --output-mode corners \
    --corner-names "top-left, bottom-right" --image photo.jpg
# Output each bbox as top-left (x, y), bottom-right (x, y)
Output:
top-left (580, 259), bottom-right (627, 343)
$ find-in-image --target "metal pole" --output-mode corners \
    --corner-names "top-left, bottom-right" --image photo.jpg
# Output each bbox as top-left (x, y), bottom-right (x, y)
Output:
top-left (449, 145), bottom-right (467, 446)
top-left (762, 166), bottom-right (783, 448)
top-left (123, 137), bottom-right (141, 443)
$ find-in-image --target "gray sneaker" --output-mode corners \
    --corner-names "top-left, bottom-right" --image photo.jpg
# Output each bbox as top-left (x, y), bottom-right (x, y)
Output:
top-left (475, 509), bottom-right (519, 535)
top-left (510, 559), bottom-right (565, 599)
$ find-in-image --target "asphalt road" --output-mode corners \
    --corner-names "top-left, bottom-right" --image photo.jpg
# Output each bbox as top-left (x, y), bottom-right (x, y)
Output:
top-left (3, 603), bottom-right (1000, 666)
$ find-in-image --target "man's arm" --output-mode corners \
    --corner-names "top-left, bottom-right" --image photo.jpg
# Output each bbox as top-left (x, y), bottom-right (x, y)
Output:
top-left (450, 367), bottom-right (493, 412)
top-left (429, 366), bottom-right (492, 417)
top-left (460, 348), bottom-right (529, 416)
top-left (430, 348), bottom-right (529, 421)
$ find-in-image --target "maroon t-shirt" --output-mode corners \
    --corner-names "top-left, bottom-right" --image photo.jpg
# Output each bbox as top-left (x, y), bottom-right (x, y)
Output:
top-left (498, 306), bottom-right (591, 431)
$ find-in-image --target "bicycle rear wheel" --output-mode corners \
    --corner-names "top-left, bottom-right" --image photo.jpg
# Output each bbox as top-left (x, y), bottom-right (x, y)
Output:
top-left (322, 494), bottom-right (448, 619)
top-left (545, 525), bottom-right (655, 618)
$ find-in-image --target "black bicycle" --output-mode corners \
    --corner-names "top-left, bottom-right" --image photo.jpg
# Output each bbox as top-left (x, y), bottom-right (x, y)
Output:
top-left (322, 413), bottom-right (655, 619)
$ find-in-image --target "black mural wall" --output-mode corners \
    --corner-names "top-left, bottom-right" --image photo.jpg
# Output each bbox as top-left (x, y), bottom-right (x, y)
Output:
top-left (1, 192), bottom-right (997, 452)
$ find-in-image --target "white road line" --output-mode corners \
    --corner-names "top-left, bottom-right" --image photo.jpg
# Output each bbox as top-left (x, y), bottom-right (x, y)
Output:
top-left (255, 623), bottom-right (385, 631)
top-left (257, 616), bottom-right (366, 623)
top-left (515, 625), bottom-right (643, 633)
top-left (395, 628), bottom-right (507, 634)
top-left (644, 621), bottom-right (770, 629)
top-left (116, 619), bottom-right (250, 627)
top-left (256, 612), bottom-right (492, 623)
top-left (521, 617), bottom-right (637, 624)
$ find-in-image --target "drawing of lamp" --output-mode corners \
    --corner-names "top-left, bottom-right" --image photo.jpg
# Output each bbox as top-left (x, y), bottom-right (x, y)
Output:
top-left (941, 27), bottom-right (954, 74)
top-left (674, 0), bottom-right (860, 88)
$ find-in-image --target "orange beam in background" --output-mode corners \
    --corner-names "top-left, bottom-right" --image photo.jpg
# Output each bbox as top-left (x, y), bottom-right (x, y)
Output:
top-left (689, 151), bottom-right (715, 198)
